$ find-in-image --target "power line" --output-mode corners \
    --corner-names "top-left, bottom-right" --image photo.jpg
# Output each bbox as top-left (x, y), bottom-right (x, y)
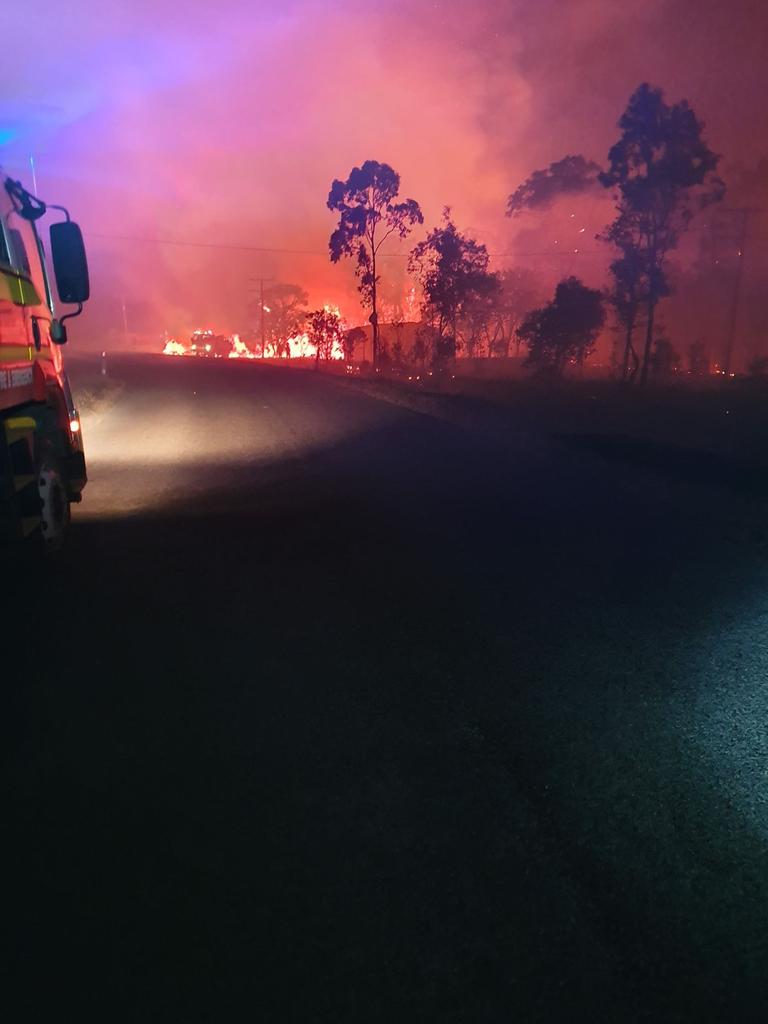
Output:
top-left (85, 231), bottom-right (609, 260)
top-left (86, 233), bottom-right (327, 256)
top-left (86, 228), bottom-right (768, 261)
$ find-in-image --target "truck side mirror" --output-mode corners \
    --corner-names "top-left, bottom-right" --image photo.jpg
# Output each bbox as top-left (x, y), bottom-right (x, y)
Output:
top-left (50, 221), bottom-right (90, 304)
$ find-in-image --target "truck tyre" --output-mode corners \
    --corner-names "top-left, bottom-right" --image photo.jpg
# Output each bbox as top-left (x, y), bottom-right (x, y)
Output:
top-left (37, 457), bottom-right (70, 554)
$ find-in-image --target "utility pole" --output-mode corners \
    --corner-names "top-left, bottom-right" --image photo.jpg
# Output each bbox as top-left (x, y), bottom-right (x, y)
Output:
top-left (722, 209), bottom-right (749, 377)
top-left (121, 296), bottom-right (130, 350)
top-left (248, 277), bottom-right (274, 358)
top-left (260, 278), bottom-right (265, 359)
top-left (722, 207), bottom-right (764, 377)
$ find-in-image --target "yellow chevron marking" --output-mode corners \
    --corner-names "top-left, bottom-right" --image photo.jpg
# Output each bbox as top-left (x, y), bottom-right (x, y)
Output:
top-left (5, 415), bottom-right (36, 433)
top-left (0, 345), bottom-right (34, 363)
top-left (0, 270), bottom-right (43, 307)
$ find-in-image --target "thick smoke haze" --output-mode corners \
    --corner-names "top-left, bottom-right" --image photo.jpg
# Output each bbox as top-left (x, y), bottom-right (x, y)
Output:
top-left (2, 0), bottom-right (767, 360)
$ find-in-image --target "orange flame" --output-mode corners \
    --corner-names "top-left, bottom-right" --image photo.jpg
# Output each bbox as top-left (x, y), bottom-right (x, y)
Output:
top-left (228, 333), bottom-right (256, 359)
top-left (161, 308), bottom-right (350, 361)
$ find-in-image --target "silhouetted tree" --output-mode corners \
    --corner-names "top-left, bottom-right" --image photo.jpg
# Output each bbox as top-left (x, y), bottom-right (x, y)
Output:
top-left (460, 286), bottom-right (500, 358)
top-left (344, 325), bottom-right (366, 364)
top-left (506, 155), bottom-right (602, 216)
top-left (649, 336), bottom-right (680, 379)
top-left (328, 161), bottom-right (422, 369)
top-left (378, 336), bottom-right (392, 367)
top-left (258, 282), bottom-right (308, 357)
top-left (410, 328), bottom-right (429, 368)
top-left (687, 339), bottom-right (709, 376)
top-left (306, 308), bottom-right (343, 367)
top-left (409, 209), bottom-right (499, 368)
top-left (599, 84), bottom-right (724, 384)
top-left (602, 220), bottom-right (652, 381)
top-left (517, 277), bottom-right (605, 376)
top-left (488, 267), bottom-right (544, 357)
top-left (388, 308), bottom-right (406, 365)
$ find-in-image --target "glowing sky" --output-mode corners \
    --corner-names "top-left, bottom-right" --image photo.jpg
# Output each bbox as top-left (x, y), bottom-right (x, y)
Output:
top-left (2, 0), bottom-right (766, 347)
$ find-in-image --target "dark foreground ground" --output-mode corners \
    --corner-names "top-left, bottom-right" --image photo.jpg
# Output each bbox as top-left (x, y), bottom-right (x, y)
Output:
top-left (7, 354), bottom-right (768, 1022)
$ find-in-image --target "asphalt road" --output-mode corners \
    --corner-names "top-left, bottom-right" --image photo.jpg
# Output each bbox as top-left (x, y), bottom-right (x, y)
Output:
top-left (7, 354), bottom-right (768, 1021)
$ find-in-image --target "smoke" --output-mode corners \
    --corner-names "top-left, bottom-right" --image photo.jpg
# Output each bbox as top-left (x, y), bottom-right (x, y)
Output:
top-left (506, 156), bottom-right (603, 216)
top-left (1, 0), bottom-right (766, 353)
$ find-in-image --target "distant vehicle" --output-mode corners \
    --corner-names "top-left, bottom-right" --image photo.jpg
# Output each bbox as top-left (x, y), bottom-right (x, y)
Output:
top-left (0, 171), bottom-right (91, 551)
top-left (189, 331), bottom-right (232, 358)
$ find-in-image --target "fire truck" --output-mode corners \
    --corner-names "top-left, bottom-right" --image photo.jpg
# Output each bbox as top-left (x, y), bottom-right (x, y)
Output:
top-left (0, 170), bottom-right (90, 552)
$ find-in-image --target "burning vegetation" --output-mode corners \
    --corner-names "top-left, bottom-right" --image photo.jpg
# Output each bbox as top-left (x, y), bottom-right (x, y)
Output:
top-left (162, 310), bottom-right (351, 364)
top-left (156, 84), bottom-right (761, 384)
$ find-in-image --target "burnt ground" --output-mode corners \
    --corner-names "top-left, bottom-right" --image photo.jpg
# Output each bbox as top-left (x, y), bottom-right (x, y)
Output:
top-left (6, 354), bottom-right (768, 1022)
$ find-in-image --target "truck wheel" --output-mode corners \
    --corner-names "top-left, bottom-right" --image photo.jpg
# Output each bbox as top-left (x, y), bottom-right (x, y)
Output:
top-left (37, 459), bottom-right (71, 553)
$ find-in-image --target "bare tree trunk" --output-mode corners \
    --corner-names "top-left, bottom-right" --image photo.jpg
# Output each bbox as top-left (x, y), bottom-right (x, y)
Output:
top-left (639, 298), bottom-right (656, 385)
top-left (494, 321), bottom-right (503, 358)
top-left (629, 345), bottom-right (640, 381)
top-left (621, 321), bottom-right (634, 380)
top-left (371, 247), bottom-right (379, 370)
